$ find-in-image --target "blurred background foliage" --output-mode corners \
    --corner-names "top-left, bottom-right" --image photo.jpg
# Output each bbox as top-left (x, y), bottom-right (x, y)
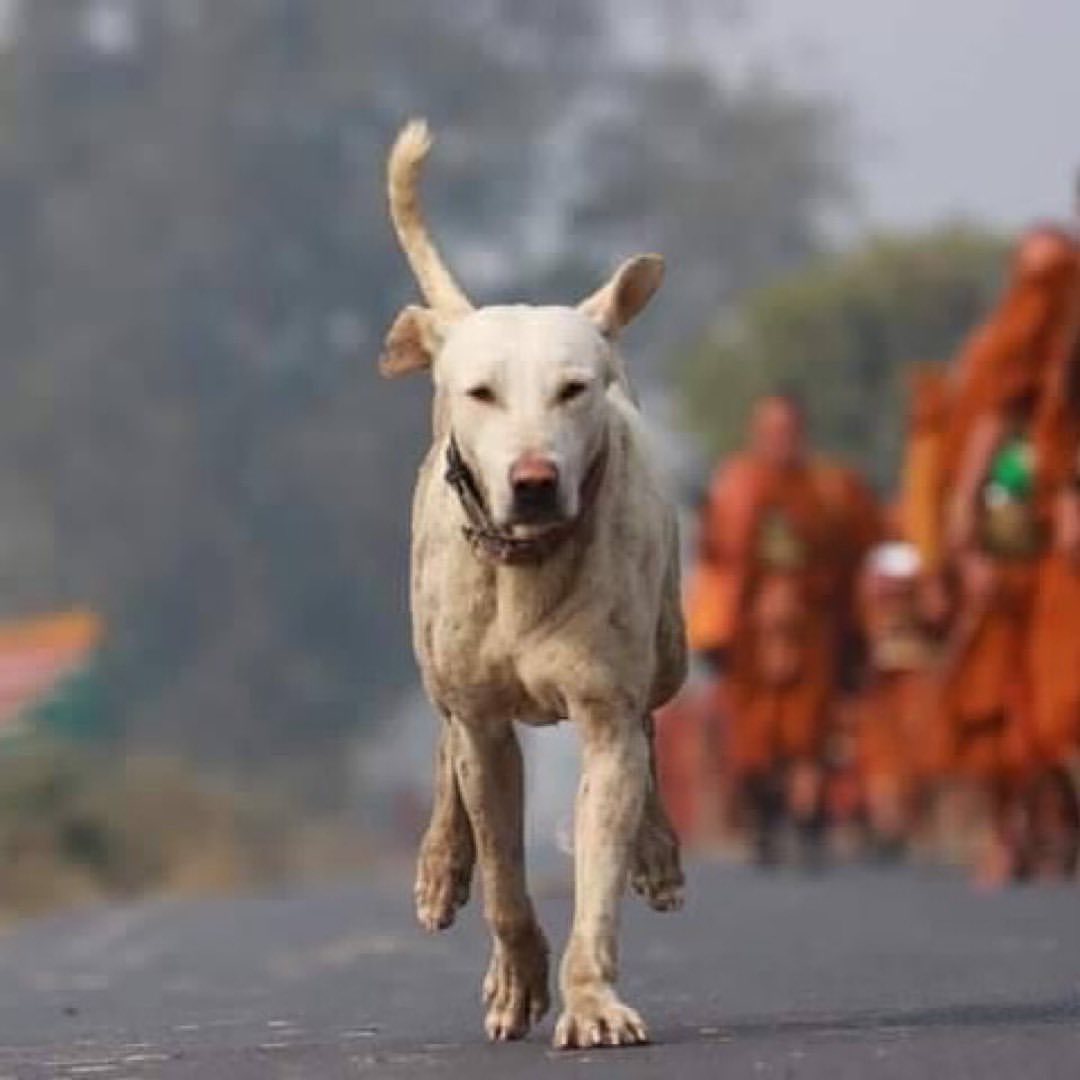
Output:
top-left (0, 743), bottom-right (364, 923)
top-left (0, 0), bottom-right (855, 782)
top-left (679, 226), bottom-right (1007, 488)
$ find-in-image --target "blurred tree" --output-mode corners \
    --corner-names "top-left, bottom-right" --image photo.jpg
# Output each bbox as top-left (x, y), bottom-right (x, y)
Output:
top-left (678, 226), bottom-right (1008, 489)
top-left (571, 64), bottom-right (849, 351)
top-left (0, 0), bottom-right (851, 775)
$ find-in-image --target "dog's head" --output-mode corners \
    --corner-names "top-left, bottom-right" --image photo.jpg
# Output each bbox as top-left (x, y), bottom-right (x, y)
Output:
top-left (380, 120), bottom-right (663, 532)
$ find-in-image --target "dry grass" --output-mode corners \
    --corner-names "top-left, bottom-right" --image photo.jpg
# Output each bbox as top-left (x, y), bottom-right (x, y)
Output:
top-left (0, 745), bottom-right (371, 927)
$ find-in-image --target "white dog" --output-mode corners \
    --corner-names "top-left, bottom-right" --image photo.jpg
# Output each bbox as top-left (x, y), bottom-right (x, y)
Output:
top-left (380, 120), bottom-right (687, 1049)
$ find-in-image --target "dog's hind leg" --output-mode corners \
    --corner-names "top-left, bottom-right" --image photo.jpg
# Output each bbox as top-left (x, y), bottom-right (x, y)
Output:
top-left (451, 717), bottom-right (550, 1041)
top-left (630, 713), bottom-right (685, 912)
top-left (415, 715), bottom-right (476, 931)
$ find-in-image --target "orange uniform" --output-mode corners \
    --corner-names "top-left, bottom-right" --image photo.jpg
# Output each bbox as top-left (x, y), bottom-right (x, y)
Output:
top-left (853, 543), bottom-right (942, 842)
top-left (941, 226), bottom-right (1080, 783)
top-left (653, 689), bottom-right (712, 844)
top-left (853, 371), bottom-right (952, 841)
top-left (1017, 231), bottom-right (1080, 768)
top-left (900, 365), bottom-right (953, 574)
top-left (689, 455), bottom-right (880, 779)
top-left (950, 227), bottom-right (1080, 501)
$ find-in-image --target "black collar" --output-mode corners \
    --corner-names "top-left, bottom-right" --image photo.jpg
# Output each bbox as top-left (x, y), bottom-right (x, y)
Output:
top-left (444, 436), bottom-right (606, 566)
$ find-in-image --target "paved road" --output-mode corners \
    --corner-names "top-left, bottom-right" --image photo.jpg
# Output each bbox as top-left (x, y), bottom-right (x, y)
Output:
top-left (0, 861), bottom-right (1077, 1078)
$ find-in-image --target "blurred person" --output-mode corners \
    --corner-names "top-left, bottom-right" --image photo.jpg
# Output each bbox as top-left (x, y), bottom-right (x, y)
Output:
top-left (899, 365), bottom-right (955, 625)
top-left (939, 188), bottom-right (1080, 883)
top-left (687, 393), bottom-right (881, 867)
top-left (852, 541), bottom-right (942, 860)
top-left (652, 676), bottom-right (718, 848)
top-left (875, 366), bottom-right (970, 859)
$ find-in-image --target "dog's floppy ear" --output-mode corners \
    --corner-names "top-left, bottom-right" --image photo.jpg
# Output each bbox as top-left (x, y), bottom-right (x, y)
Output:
top-left (579, 254), bottom-right (664, 338)
top-left (379, 305), bottom-right (446, 378)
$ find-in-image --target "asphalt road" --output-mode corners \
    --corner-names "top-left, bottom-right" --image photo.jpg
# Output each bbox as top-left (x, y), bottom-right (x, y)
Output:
top-left (0, 861), bottom-right (1078, 1078)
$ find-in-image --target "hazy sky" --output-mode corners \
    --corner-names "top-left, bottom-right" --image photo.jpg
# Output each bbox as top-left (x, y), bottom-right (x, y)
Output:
top-left (753, 0), bottom-right (1080, 230)
top-left (4, 0), bottom-right (1075, 232)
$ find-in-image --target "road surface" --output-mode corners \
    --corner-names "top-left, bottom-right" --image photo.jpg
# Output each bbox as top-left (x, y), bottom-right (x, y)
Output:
top-left (0, 861), bottom-right (1077, 1077)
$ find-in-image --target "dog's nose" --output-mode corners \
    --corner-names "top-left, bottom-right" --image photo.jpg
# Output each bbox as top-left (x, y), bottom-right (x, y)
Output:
top-left (509, 454), bottom-right (560, 519)
top-left (510, 454), bottom-right (559, 490)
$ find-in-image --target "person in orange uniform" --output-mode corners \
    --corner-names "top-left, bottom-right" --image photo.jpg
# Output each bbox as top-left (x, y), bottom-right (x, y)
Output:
top-left (942, 206), bottom-right (1080, 881)
top-left (845, 367), bottom-right (968, 861)
top-left (652, 687), bottom-right (712, 846)
top-left (900, 365), bottom-right (954, 586)
top-left (853, 540), bottom-right (942, 858)
top-left (687, 393), bottom-right (881, 866)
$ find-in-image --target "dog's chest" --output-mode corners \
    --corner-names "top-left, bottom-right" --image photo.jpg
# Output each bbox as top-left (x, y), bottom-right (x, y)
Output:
top-left (415, 557), bottom-right (573, 724)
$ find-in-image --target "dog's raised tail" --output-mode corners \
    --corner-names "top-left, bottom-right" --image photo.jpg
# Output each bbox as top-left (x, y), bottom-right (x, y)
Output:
top-left (388, 119), bottom-right (473, 317)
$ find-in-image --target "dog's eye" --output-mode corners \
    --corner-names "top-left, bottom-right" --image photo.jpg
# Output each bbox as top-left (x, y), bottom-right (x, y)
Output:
top-left (467, 385), bottom-right (496, 405)
top-left (557, 380), bottom-right (588, 404)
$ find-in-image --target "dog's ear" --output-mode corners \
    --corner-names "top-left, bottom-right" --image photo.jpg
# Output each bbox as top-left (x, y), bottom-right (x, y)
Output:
top-left (379, 305), bottom-right (445, 378)
top-left (579, 254), bottom-right (664, 338)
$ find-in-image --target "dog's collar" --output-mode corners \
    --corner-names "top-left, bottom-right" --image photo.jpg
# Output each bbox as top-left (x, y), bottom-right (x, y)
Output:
top-left (444, 436), bottom-right (607, 566)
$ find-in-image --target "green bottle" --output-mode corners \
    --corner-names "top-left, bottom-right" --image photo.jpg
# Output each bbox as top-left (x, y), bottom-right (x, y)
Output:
top-left (987, 435), bottom-right (1034, 501)
top-left (981, 433), bottom-right (1040, 557)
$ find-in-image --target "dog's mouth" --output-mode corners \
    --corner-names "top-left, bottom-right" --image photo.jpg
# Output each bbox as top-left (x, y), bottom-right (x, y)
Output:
top-left (505, 514), bottom-right (571, 538)
top-left (505, 477), bottom-right (567, 530)
top-left (504, 484), bottom-right (573, 533)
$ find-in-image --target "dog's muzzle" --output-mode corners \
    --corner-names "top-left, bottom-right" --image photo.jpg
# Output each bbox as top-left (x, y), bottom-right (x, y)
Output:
top-left (445, 436), bottom-right (605, 566)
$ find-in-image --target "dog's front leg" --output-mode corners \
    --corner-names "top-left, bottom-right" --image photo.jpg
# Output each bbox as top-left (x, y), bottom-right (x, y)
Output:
top-left (555, 708), bottom-right (650, 1048)
top-left (415, 715), bottom-right (475, 931)
top-left (451, 717), bottom-right (550, 1041)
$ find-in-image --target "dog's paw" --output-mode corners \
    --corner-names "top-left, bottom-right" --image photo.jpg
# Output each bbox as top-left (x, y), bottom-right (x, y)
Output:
top-left (553, 988), bottom-right (649, 1049)
top-left (630, 810), bottom-right (685, 913)
top-left (414, 842), bottom-right (473, 932)
top-left (482, 937), bottom-right (550, 1042)
top-left (481, 927), bottom-right (550, 1041)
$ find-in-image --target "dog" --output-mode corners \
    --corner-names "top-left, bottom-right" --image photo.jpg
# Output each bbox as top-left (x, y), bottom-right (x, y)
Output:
top-left (380, 119), bottom-right (687, 1049)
